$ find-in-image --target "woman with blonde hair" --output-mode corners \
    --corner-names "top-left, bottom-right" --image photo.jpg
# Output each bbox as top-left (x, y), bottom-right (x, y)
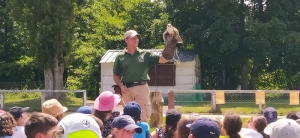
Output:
top-left (239, 116), bottom-right (268, 138)
top-left (0, 111), bottom-right (16, 138)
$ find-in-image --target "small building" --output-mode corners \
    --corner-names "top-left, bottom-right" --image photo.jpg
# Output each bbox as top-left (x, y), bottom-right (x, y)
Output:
top-left (99, 49), bottom-right (200, 95)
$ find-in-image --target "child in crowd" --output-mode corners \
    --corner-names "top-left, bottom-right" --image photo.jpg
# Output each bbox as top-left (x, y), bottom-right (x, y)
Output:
top-left (77, 106), bottom-right (93, 114)
top-left (123, 101), bottom-right (150, 138)
top-left (220, 112), bottom-right (242, 138)
top-left (151, 109), bottom-right (182, 138)
top-left (175, 116), bottom-right (198, 138)
top-left (24, 112), bottom-right (58, 138)
top-left (0, 111), bottom-right (16, 138)
top-left (263, 107), bottom-right (277, 124)
top-left (186, 117), bottom-right (220, 138)
top-left (93, 91), bottom-right (124, 138)
top-left (8, 106), bottom-right (29, 138)
top-left (264, 118), bottom-right (300, 138)
top-left (42, 98), bottom-right (68, 121)
top-left (109, 115), bottom-right (142, 138)
top-left (240, 116), bottom-right (268, 138)
top-left (54, 113), bottom-right (102, 138)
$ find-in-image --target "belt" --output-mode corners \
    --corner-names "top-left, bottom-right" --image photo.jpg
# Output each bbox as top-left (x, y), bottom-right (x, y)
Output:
top-left (123, 81), bottom-right (147, 88)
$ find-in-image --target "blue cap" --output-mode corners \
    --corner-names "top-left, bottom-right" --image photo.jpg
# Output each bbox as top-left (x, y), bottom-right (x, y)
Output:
top-left (123, 101), bottom-right (141, 120)
top-left (112, 115), bottom-right (142, 133)
top-left (186, 117), bottom-right (220, 138)
top-left (77, 106), bottom-right (93, 114)
top-left (263, 107), bottom-right (278, 124)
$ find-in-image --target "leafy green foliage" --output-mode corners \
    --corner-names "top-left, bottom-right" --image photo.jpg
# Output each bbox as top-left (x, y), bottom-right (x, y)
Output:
top-left (1, 0), bottom-right (300, 98)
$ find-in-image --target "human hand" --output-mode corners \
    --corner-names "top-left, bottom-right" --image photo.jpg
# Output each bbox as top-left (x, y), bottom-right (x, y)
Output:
top-left (243, 117), bottom-right (253, 128)
top-left (119, 98), bottom-right (125, 107)
top-left (120, 85), bottom-right (128, 94)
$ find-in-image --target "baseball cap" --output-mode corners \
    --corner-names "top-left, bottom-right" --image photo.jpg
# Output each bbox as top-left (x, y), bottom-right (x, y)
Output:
top-left (123, 101), bottom-right (142, 120)
top-left (186, 117), bottom-right (220, 138)
top-left (286, 111), bottom-right (300, 120)
top-left (94, 91), bottom-right (121, 111)
top-left (58, 113), bottom-right (102, 138)
top-left (166, 109), bottom-right (182, 126)
top-left (112, 115), bottom-right (142, 134)
top-left (264, 118), bottom-right (300, 138)
top-left (263, 107), bottom-right (278, 124)
top-left (8, 106), bottom-right (29, 120)
top-left (124, 30), bottom-right (140, 39)
top-left (77, 106), bottom-right (93, 114)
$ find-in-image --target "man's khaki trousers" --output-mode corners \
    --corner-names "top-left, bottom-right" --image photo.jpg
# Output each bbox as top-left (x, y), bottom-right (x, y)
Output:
top-left (122, 84), bottom-right (151, 122)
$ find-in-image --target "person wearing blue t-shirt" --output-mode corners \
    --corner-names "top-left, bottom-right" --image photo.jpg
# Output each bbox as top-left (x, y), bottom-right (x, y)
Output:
top-left (123, 101), bottom-right (151, 138)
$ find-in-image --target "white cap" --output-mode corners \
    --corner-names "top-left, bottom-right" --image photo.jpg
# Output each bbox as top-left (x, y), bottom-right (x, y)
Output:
top-left (58, 113), bottom-right (102, 138)
top-left (124, 30), bottom-right (140, 39)
top-left (264, 118), bottom-right (300, 138)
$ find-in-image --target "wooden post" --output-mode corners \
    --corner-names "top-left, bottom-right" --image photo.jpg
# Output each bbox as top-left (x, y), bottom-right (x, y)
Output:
top-left (211, 91), bottom-right (216, 112)
top-left (168, 90), bottom-right (175, 109)
top-left (149, 91), bottom-right (164, 127)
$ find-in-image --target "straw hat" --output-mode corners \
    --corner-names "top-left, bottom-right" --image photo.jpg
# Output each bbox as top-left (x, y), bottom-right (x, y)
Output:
top-left (42, 99), bottom-right (68, 117)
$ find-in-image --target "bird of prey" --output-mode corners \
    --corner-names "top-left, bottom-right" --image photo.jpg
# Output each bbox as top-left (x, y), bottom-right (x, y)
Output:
top-left (163, 23), bottom-right (183, 43)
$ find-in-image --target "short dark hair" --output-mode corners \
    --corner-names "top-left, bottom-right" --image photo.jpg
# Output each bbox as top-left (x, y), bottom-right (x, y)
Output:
top-left (25, 112), bottom-right (58, 138)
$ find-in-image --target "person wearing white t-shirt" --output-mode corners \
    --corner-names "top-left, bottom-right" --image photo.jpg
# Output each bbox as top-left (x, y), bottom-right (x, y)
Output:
top-left (239, 116), bottom-right (268, 138)
top-left (8, 106), bottom-right (29, 138)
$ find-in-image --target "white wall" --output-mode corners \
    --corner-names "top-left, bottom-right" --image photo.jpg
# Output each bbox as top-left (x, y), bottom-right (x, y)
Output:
top-left (100, 61), bottom-right (196, 94)
top-left (101, 63), bottom-right (115, 92)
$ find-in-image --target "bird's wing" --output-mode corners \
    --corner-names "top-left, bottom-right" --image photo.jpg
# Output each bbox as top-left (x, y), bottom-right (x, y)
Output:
top-left (163, 30), bottom-right (169, 42)
top-left (173, 27), bottom-right (183, 43)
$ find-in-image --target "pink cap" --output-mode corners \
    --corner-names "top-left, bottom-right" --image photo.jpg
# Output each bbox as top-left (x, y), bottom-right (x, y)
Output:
top-left (94, 91), bottom-right (121, 111)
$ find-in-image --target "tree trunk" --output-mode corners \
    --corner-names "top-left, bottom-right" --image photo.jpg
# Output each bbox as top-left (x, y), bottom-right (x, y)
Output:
top-left (241, 59), bottom-right (249, 90)
top-left (44, 53), bottom-right (65, 100)
top-left (249, 63), bottom-right (260, 90)
top-left (44, 68), bottom-right (54, 99)
top-left (239, 0), bottom-right (248, 90)
top-left (53, 53), bottom-right (65, 98)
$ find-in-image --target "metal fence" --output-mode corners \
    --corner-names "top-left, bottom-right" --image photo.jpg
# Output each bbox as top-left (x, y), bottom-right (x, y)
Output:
top-left (167, 89), bottom-right (300, 115)
top-left (0, 90), bottom-right (87, 111)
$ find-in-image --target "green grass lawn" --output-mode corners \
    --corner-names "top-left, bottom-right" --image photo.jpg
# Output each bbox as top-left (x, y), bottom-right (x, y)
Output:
top-left (3, 92), bottom-right (83, 111)
top-left (177, 101), bottom-right (300, 116)
top-left (3, 92), bottom-right (299, 115)
top-left (174, 97), bottom-right (300, 116)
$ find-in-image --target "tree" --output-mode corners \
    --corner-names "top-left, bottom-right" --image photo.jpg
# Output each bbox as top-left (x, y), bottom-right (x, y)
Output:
top-left (8, 0), bottom-right (77, 98)
top-left (0, 0), bottom-right (40, 86)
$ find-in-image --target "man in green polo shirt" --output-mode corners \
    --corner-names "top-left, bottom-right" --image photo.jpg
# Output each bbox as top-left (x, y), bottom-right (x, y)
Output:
top-left (113, 29), bottom-right (176, 121)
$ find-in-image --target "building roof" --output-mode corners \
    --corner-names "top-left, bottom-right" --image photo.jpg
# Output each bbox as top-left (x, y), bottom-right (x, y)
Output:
top-left (100, 49), bottom-right (197, 63)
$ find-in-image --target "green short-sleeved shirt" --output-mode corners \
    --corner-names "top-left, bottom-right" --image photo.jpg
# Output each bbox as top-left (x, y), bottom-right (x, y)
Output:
top-left (113, 48), bottom-right (160, 83)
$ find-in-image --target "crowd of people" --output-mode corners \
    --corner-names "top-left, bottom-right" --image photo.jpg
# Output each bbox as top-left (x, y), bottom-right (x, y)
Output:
top-left (0, 90), bottom-right (300, 138)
